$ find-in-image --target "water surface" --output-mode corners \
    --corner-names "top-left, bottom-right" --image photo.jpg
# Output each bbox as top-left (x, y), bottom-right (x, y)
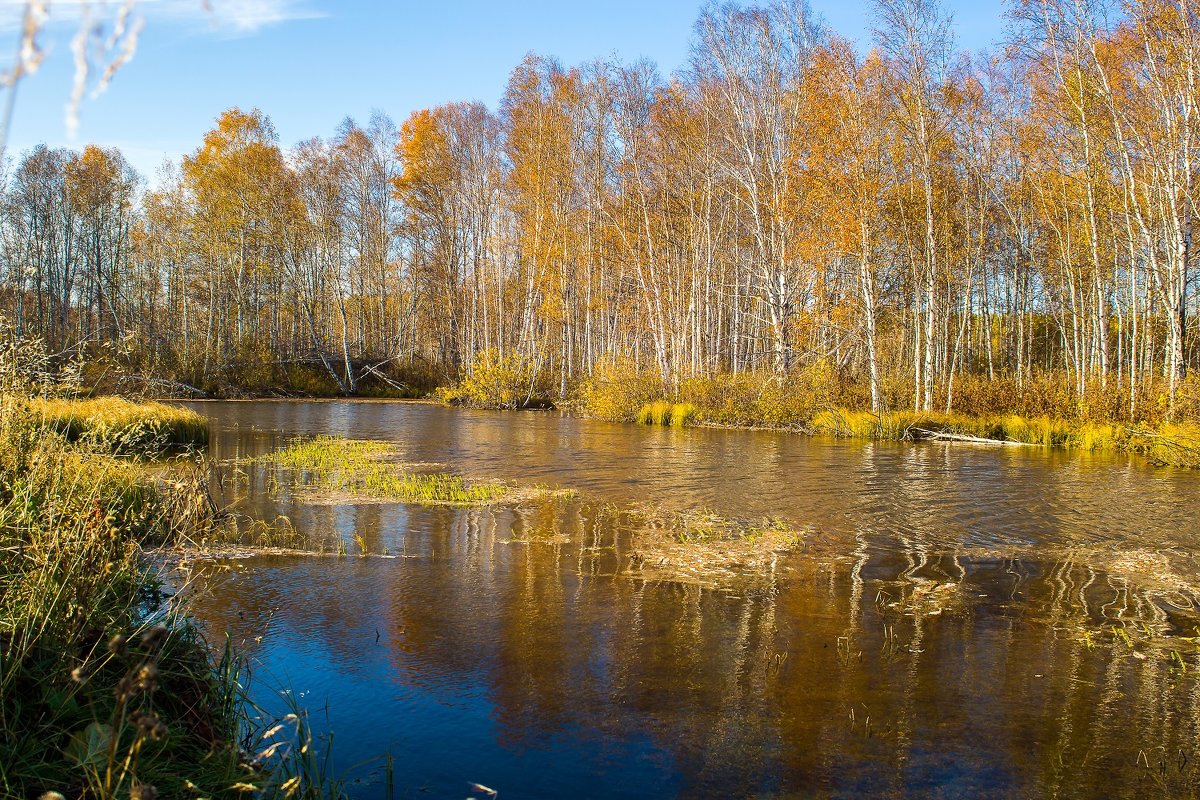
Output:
top-left (182, 400), bottom-right (1200, 798)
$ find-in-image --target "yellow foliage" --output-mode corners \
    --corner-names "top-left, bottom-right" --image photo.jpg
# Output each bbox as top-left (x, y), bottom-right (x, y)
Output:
top-left (578, 359), bottom-right (663, 421)
top-left (436, 350), bottom-right (550, 409)
top-left (635, 402), bottom-right (698, 427)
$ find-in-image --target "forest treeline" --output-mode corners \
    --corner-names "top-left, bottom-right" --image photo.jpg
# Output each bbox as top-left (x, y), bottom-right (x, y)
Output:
top-left (2, 0), bottom-right (1198, 421)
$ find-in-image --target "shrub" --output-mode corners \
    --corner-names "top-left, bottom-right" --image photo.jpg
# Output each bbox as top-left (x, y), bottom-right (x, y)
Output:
top-left (579, 359), bottom-right (663, 422)
top-left (436, 349), bottom-right (552, 409)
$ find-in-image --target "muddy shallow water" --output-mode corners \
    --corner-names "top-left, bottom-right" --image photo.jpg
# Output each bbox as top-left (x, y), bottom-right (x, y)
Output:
top-left (180, 400), bottom-right (1200, 798)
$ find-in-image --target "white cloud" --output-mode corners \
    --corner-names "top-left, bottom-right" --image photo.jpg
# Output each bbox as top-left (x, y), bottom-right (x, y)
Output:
top-left (214, 0), bottom-right (324, 32)
top-left (0, 0), bottom-right (326, 35)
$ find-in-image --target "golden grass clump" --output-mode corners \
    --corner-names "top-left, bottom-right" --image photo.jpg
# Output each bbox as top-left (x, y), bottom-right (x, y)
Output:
top-left (24, 396), bottom-right (208, 455)
top-left (635, 401), bottom-right (699, 427)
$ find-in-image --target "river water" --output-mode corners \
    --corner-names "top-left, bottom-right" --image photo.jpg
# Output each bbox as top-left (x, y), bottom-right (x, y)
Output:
top-left (180, 400), bottom-right (1200, 798)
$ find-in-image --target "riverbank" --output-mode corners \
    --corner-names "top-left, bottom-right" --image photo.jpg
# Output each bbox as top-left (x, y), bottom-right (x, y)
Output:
top-left (178, 379), bottom-right (1200, 468)
top-left (0, 395), bottom-right (328, 799)
top-left (429, 365), bottom-right (1200, 469)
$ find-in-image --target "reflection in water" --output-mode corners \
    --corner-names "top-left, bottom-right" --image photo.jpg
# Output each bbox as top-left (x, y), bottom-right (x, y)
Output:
top-left (179, 401), bottom-right (1200, 798)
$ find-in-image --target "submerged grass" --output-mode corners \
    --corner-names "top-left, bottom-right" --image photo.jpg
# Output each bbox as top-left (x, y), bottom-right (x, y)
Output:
top-left (622, 503), bottom-right (806, 587)
top-left (258, 435), bottom-right (509, 505)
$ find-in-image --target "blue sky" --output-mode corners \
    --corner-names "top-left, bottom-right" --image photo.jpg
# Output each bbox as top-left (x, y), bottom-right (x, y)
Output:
top-left (3, 0), bottom-right (1008, 182)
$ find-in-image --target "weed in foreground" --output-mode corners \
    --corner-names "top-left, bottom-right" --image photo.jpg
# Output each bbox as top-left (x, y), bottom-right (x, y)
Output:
top-left (0, 392), bottom-right (339, 798)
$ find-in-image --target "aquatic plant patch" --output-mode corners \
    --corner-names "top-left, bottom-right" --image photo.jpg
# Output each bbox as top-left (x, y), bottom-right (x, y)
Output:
top-left (256, 435), bottom-right (519, 506)
top-left (622, 504), bottom-right (806, 587)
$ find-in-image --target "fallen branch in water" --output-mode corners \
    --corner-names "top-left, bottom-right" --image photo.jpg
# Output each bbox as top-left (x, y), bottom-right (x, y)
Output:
top-left (910, 428), bottom-right (1033, 446)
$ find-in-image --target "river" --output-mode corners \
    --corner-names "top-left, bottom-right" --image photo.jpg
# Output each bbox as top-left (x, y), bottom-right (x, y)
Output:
top-left (179, 400), bottom-right (1200, 798)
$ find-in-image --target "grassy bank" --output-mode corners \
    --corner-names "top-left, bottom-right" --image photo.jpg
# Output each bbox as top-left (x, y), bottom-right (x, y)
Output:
top-left (805, 409), bottom-right (1200, 467)
top-left (0, 395), bottom-right (333, 798)
top-left (579, 365), bottom-right (1200, 467)
top-left (22, 396), bottom-right (209, 454)
top-left (435, 358), bottom-right (1200, 467)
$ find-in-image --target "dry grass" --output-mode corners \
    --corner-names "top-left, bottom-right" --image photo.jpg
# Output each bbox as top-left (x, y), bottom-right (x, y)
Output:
top-left (623, 504), bottom-right (805, 587)
top-left (635, 401), bottom-right (699, 427)
top-left (22, 396), bottom-right (208, 455)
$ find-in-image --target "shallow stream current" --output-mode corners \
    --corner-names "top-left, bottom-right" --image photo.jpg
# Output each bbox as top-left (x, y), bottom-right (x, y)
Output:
top-left (179, 400), bottom-right (1200, 798)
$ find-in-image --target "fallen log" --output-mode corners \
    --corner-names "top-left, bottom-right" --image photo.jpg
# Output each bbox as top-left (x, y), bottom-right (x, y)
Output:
top-left (910, 427), bottom-right (1032, 447)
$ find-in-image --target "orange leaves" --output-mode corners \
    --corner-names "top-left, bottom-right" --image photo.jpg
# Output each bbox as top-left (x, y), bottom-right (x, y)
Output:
top-left (393, 109), bottom-right (450, 201)
top-left (64, 144), bottom-right (128, 217)
top-left (182, 108), bottom-right (292, 232)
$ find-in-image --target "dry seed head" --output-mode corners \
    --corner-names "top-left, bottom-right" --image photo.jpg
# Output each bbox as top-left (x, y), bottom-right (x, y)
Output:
top-left (70, 665), bottom-right (87, 684)
top-left (135, 662), bottom-right (159, 693)
top-left (130, 709), bottom-right (168, 740)
top-left (130, 782), bottom-right (158, 800)
top-left (139, 624), bottom-right (169, 650)
top-left (38, 793), bottom-right (66, 800)
top-left (115, 675), bottom-right (135, 701)
top-left (108, 633), bottom-right (128, 656)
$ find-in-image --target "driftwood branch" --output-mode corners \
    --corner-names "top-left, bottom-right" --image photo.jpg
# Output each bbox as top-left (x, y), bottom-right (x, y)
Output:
top-left (360, 361), bottom-right (408, 392)
top-left (910, 428), bottom-right (1032, 447)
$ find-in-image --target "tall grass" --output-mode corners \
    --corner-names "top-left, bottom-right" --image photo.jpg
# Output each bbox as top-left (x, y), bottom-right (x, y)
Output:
top-left (24, 396), bottom-right (209, 454)
top-left (635, 401), bottom-right (698, 427)
top-left (0, 394), bottom-right (338, 798)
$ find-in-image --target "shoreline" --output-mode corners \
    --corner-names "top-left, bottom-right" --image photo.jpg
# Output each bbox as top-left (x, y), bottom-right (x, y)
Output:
top-left (162, 391), bottom-right (1200, 468)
